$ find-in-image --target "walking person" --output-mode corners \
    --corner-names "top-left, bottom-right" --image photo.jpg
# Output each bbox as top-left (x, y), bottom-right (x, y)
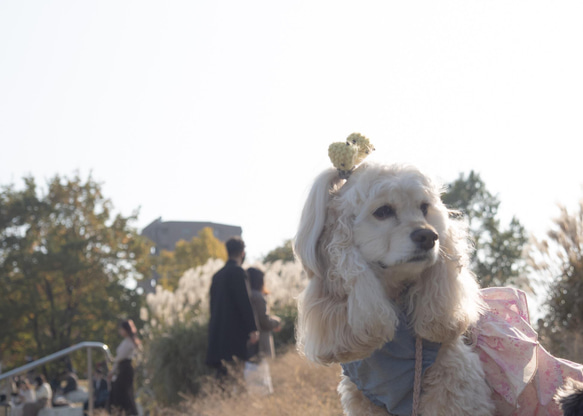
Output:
top-left (245, 267), bottom-right (282, 395)
top-left (247, 267), bottom-right (282, 360)
top-left (108, 320), bottom-right (140, 416)
top-left (206, 237), bottom-right (259, 384)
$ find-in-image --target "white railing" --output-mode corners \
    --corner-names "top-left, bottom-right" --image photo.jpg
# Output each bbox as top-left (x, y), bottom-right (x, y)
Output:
top-left (0, 342), bottom-right (113, 416)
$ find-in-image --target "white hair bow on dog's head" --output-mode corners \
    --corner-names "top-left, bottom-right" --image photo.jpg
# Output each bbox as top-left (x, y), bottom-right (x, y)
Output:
top-left (328, 133), bottom-right (375, 179)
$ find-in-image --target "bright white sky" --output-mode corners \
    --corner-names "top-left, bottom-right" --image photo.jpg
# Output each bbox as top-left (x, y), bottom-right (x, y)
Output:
top-left (1, 1), bottom-right (582, 261)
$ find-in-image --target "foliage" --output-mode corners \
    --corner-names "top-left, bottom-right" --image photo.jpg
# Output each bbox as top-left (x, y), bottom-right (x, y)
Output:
top-left (271, 303), bottom-right (298, 352)
top-left (0, 174), bottom-right (151, 370)
top-left (530, 200), bottom-right (583, 361)
top-left (155, 352), bottom-right (342, 416)
top-left (144, 259), bottom-right (224, 330)
top-left (144, 259), bottom-right (306, 332)
top-left (142, 259), bottom-right (307, 404)
top-left (443, 171), bottom-right (528, 287)
top-left (144, 321), bottom-right (210, 405)
top-left (156, 227), bottom-right (227, 291)
top-left (264, 239), bottom-right (295, 264)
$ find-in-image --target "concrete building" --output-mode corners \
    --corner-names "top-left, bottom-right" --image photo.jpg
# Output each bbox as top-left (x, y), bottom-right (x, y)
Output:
top-left (139, 217), bottom-right (243, 293)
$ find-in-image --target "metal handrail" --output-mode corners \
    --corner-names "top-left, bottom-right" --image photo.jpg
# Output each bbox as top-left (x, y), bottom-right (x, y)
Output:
top-left (0, 342), bottom-right (113, 382)
top-left (0, 342), bottom-right (113, 416)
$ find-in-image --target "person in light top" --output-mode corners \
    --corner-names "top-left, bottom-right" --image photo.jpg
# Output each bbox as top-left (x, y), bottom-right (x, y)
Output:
top-left (16, 379), bottom-right (36, 404)
top-left (22, 375), bottom-right (51, 416)
top-left (11, 379), bottom-right (36, 416)
top-left (108, 319), bottom-right (141, 416)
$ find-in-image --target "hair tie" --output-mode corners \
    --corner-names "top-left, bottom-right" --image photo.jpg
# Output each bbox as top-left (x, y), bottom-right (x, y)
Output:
top-left (328, 133), bottom-right (375, 179)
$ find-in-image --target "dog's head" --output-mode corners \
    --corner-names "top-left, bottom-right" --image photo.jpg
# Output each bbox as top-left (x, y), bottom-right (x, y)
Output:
top-left (295, 163), bottom-right (482, 364)
top-left (349, 164), bottom-right (446, 282)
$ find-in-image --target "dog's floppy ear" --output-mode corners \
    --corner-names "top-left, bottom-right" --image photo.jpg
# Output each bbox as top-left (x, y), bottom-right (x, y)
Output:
top-left (295, 169), bottom-right (398, 364)
top-left (294, 168), bottom-right (340, 280)
top-left (409, 212), bottom-right (483, 343)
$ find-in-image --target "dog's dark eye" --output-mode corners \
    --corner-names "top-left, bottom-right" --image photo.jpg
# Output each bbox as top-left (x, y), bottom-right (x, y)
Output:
top-left (420, 203), bottom-right (429, 216)
top-left (373, 205), bottom-right (395, 220)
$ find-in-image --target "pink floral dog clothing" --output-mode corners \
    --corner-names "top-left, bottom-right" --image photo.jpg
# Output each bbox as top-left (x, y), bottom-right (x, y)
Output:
top-left (470, 287), bottom-right (583, 416)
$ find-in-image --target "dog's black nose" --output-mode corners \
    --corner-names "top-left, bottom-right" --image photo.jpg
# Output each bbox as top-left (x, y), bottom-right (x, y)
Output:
top-left (410, 229), bottom-right (438, 250)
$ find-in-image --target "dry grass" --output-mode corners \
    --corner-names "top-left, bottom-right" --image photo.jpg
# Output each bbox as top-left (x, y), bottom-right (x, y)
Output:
top-left (156, 350), bottom-right (343, 416)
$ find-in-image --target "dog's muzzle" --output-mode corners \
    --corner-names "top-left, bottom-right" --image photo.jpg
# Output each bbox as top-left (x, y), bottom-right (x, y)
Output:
top-left (410, 228), bottom-right (438, 251)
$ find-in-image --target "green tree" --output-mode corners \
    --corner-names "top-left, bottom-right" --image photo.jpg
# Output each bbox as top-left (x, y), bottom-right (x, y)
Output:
top-left (156, 227), bottom-right (227, 291)
top-left (530, 200), bottom-right (583, 361)
top-left (0, 174), bottom-right (151, 368)
top-left (264, 239), bottom-right (295, 264)
top-left (443, 171), bottom-right (528, 287)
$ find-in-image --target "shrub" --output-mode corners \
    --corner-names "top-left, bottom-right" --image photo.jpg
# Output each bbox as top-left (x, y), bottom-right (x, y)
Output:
top-left (272, 303), bottom-right (298, 353)
top-left (144, 321), bottom-right (210, 405)
top-left (141, 259), bottom-right (308, 405)
top-left (157, 352), bottom-right (343, 416)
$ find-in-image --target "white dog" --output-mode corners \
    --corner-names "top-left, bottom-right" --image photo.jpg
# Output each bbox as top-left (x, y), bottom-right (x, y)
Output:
top-left (294, 160), bottom-right (583, 416)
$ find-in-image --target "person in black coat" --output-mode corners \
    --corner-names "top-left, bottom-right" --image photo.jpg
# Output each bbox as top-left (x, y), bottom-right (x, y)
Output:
top-left (206, 237), bottom-right (259, 379)
top-left (83, 368), bottom-right (108, 411)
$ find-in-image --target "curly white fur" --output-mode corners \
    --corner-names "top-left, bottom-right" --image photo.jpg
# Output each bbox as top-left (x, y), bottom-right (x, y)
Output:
top-left (295, 163), bottom-right (495, 415)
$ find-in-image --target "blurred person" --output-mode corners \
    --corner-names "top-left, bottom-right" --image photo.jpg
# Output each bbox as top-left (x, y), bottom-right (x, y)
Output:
top-left (11, 379), bottom-right (36, 416)
top-left (93, 368), bottom-right (109, 409)
top-left (22, 375), bottom-right (51, 416)
top-left (206, 237), bottom-right (259, 381)
top-left (84, 368), bottom-right (109, 411)
top-left (1, 376), bottom-right (17, 405)
top-left (245, 267), bottom-right (282, 395)
top-left (247, 267), bottom-right (282, 360)
top-left (17, 380), bottom-right (36, 404)
top-left (61, 371), bottom-right (78, 395)
top-left (108, 319), bottom-right (140, 416)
